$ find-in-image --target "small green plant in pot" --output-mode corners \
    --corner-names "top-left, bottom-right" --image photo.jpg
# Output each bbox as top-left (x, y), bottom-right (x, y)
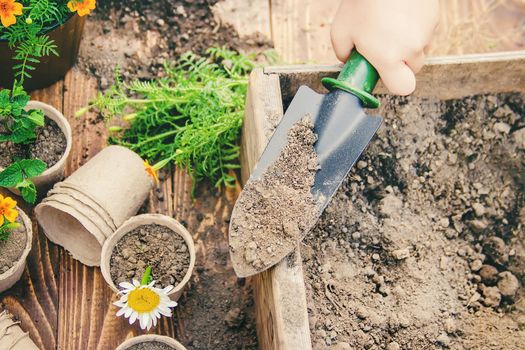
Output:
top-left (0, 84), bottom-right (47, 203)
top-left (0, 0), bottom-right (96, 89)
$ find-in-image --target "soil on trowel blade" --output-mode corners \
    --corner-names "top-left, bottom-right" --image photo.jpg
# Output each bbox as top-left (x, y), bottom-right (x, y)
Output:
top-left (229, 117), bottom-right (320, 277)
top-left (303, 93), bottom-right (525, 349)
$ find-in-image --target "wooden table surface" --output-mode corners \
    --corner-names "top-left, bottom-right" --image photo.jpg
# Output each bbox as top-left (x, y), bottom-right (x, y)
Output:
top-left (1, 0), bottom-right (524, 349)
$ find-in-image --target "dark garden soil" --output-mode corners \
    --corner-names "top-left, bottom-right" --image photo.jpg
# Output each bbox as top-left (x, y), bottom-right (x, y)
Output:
top-left (229, 117), bottom-right (319, 276)
top-left (0, 216), bottom-right (27, 274)
top-left (128, 341), bottom-right (174, 350)
top-left (0, 119), bottom-right (66, 169)
top-left (78, 0), bottom-right (270, 88)
top-left (110, 224), bottom-right (190, 289)
top-left (303, 93), bottom-right (525, 350)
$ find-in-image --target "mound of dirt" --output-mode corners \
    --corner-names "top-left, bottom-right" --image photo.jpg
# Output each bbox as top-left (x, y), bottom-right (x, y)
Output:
top-left (78, 0), bottom-right (270, 88)
top-left (303, 93), bottom-right (525, 349)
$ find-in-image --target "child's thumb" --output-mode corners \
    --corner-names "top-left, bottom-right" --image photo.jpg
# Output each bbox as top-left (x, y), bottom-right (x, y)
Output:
top-left (377, 62), bottom-right (416, 96)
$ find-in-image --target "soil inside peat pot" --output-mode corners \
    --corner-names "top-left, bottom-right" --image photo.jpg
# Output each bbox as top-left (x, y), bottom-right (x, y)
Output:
top-left (0, 216), bottom-right (27, 274)
top-left (127, 341), bottom-right (174, 350)
top-left (0, 118), bottom-right (67, 168)
top-left (110, 224), bottom-right (190, 288)
top-left (229, 117), bottom-right (320, 274)
top-left (302, 93), bottom-right (525, 350)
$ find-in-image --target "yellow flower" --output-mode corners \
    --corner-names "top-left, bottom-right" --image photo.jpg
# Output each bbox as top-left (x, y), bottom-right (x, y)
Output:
top-left (0, 0), bottom-right (23, 28)
top-left (0, 194), bottom-right (18, 226)
top-left (67, 0), bottom-right (96, 17)
top-left (144, 160), bottom-right (159, 184)
top-left (114, 279), bottom-right (178, 330)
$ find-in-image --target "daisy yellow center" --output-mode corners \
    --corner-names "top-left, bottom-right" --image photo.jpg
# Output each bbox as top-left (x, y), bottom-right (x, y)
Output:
top-left (127, 288), bottom-right (160, 313)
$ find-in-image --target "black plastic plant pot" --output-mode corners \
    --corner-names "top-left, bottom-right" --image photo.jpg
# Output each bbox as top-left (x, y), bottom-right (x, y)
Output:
top-left (0, 14), bottom-right (86, 91)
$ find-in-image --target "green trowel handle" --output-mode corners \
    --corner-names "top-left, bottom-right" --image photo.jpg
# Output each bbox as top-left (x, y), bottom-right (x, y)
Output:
top-left (321, 50), bottom-right (380, 108)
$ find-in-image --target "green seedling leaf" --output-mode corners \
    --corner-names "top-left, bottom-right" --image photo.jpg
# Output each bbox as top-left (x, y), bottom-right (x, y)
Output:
top-left (18, 179), bottom-right (37, 204)
top-left (0, 162), bottom-right (24, 187)
top-left (27, 109), bottom-right (45, 126)
top-left (19, 159), bottom-right (47, 178)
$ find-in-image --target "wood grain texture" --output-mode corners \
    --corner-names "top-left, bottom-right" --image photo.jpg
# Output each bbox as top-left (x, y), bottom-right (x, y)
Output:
top-left (269, 0), bottom-right (525, 64)
top-left (240, 69), bottom-right (312, 350)
top-left (212, 0), bottom-right (271, 38)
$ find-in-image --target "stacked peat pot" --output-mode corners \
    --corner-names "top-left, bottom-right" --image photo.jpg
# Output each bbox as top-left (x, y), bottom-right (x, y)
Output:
top-left (35, 145), bottom-right (152, 266)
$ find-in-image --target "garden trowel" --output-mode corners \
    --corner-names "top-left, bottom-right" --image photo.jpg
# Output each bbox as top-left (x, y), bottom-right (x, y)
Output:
top-left (230, 50), bottom-right (383, 277)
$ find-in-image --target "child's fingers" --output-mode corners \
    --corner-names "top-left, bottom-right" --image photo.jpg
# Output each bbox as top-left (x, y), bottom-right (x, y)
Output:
top-left (405, 50), bottom-right (425, 74)
top-left (330, 25), bottom-right (354, 62)
top-left (377, 61), bottom-right (416, 96)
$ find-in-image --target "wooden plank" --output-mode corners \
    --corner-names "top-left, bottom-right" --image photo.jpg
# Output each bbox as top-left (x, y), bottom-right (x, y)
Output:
top-left (268, 0), bottom-right (525, 64)
top-left (212, 0), bottom-right (272, 39)
top-left (240, 69), bottom-right (312, 350)
top-left (264, 51), bottom-right (525, 105)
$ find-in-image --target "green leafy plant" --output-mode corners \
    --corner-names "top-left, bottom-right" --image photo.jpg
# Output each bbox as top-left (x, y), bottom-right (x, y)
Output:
top-left (0, 0), bottom-right (96, 84)
top-left (80, 48), bottom-right (264, 191)
top-left (0, 159), bottom-right (47, 204)
top-left (0, 84), bottom-right (45, 144)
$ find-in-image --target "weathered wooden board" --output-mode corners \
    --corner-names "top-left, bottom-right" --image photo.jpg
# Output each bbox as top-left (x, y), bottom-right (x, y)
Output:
top-left (242, 51), bottom-right (525, 350)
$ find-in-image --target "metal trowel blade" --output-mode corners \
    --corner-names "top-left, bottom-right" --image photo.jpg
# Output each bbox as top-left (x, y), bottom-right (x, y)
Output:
top-left (230, 85), bottom-right (383, 277)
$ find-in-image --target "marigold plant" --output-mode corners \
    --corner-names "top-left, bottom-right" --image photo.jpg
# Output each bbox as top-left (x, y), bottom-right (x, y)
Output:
top-left (0, 194), bottom-right (20, 241)
top-left (0, 0), bottom-right (97, 84)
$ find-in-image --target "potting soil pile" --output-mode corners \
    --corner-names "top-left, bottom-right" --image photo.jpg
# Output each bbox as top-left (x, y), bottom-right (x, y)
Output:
top-left (303, 93), bottom-right (525, 349)
top-left (230, 117), bottom-right (320, 274)
top-left (110, 224), bottom-right (190, 289)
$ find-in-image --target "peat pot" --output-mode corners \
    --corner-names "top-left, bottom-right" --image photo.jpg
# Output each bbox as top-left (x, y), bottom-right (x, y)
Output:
top-left (35, 146), bottom-right (152, 266)
top-left (0, 14), bottom-right (86, 91)
top-left (0, 207), bottom-right (32, 293)
top-left (2, 101), bottom-right (73, 196)
top-left (100, 214), bottom-right (196, 302)
top-left (0, 311), bottom-right (38, 350)
top-left (116, 335), bottom-right (187, 350)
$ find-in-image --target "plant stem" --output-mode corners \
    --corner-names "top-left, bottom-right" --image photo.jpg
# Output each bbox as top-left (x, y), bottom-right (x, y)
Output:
top-left (141, 266), bottom-right (152, 285)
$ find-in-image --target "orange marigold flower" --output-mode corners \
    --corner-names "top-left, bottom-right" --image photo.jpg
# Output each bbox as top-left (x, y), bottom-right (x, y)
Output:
top-left (0, 0), bottom-right (23, 28)
top-left (67, 0), bottom-right (96, 17)
top-left (0, 194), bottom-right (18, 226)
top-left (144, 160), bottom-right (159, 184)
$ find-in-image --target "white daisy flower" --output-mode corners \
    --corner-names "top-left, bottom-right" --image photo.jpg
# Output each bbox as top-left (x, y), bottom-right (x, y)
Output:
top-left (114, 278), bottom-right (178, 330)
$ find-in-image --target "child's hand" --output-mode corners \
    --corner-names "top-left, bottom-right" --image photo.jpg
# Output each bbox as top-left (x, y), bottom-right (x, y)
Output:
top-left (331, 0), bottom-right (439, 95)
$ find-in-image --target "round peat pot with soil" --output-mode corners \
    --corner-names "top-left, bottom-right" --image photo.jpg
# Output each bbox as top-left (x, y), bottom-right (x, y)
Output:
top-left (0, 15), bottom-right (86, 91)
top-left (116, 335), bottom-right (187, 350)
top-left (0, 207), bottom-right (32, 293)
top-left (101, 214), bottom-right (195, 302)
top-left (35, 146), bottom-right (152, 266)
top-left (0, 101), bottom-right (72, 194)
